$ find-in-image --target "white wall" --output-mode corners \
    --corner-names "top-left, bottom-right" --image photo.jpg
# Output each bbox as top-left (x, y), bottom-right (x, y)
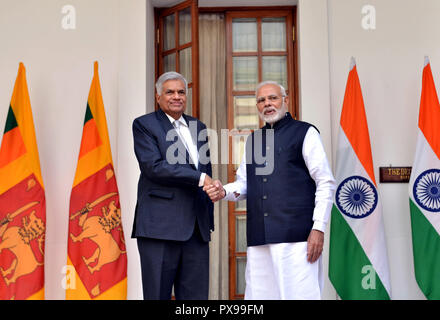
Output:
top-left (297, 0), bottom-right (335, 300)
top-left (298, 0), bottom-right (440, 299)
top-left (0, 0), bottom-right (149, 300)
top-left (117, 0), bottom-right (153, 300)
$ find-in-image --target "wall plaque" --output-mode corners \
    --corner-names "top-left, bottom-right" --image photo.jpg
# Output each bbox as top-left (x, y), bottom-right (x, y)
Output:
top-left (379, 167), bottom-right (412, 183)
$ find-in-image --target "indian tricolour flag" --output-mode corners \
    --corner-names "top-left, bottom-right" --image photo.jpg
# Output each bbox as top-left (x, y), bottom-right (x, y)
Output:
top-left (329, 58), bottom-right (391, 299)
top-left (409, 57), bottom-right (440, 300)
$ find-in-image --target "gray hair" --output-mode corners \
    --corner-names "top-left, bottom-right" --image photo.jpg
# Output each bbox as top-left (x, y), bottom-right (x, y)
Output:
top-left (255, 81), bottom-right (287, 98)
top-left (155, 71), bottom-right (189, 95)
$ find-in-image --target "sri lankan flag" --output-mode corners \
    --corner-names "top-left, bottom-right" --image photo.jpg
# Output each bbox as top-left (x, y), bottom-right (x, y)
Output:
top-left (0, 63), bottom-right (45, 300)
top-left (66, 62), bottom-right (127, 300)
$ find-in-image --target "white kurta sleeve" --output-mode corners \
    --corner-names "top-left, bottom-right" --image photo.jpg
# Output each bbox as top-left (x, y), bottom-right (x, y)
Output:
top-left (302, 127), bottom-right (336, 233)
top-left (223, 149), bottom-right (247, 202)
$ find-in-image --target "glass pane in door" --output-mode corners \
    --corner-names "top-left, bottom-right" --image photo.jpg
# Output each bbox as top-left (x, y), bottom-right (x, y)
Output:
top-left (233, 96), bottom-right (259, 130)
top-left (236, 257), bottom-right (246, 296)
top-left (262, 56), bottom-right (287, 88)
top-left (232, 18), bottom-right (257, 52)
top-left (186, 87), bottom-right (192, 116)
top-left (262, 17), bottom-right (286, 52)
top-left (163, 14), bottom-right (175, 51)
top-left (236, 215), bottom-right (247, 252)
top-left (179, 7), bottom-right (192, 45)
top-left (233, 57), bottom-right (258, 91)
top-left (179, 47), bottom-right (192, 83)
top-left (164, 53), bottom-right (176, 73)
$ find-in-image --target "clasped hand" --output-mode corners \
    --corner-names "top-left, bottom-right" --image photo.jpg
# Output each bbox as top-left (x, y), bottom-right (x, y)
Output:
top-left (203, 176), bottom-right (225, 202)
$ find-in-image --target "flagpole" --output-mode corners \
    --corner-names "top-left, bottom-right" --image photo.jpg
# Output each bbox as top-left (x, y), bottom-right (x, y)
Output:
top-left (350, 56), bottom-right (356, 71)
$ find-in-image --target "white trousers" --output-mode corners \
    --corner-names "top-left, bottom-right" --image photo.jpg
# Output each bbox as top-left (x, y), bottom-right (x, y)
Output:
top-left (244, 242), bottom-right (323, 300)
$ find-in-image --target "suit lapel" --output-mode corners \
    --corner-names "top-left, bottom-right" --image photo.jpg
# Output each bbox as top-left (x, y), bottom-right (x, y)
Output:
top-left (156, 108), bottom-right (175, 133)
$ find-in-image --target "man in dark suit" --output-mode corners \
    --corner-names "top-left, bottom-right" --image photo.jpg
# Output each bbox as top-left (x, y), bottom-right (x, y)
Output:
top-left (132, 71), bottom-right (214, 300)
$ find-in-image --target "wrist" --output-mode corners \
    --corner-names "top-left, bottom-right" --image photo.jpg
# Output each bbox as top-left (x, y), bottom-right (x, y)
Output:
top-left (199, 173), bottom-right (207, 187)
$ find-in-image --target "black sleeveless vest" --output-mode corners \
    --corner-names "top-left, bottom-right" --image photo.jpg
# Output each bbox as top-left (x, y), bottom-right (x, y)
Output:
top-left (245, 113), bottom-right (317, 246)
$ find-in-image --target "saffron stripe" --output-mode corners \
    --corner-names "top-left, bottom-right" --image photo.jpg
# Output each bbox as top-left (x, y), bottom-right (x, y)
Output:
top-left (418, 63), bottom-right (440, 160)
top-left (340, 65), bottom-right (376, 185)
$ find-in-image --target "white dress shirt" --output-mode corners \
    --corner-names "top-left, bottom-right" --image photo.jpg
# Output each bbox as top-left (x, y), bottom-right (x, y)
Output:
top-left (165, 113), bottom-right (206, 186)
top-left (223, 126), bottom-right (336, 233)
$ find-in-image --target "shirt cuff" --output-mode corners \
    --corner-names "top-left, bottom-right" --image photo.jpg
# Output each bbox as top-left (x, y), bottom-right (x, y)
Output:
top-left (222, 184), bottom-right (239, 201)
top-left (312, 220), bottom-right (327, 233)
top-left (198, 173), bottom-right (206, 187)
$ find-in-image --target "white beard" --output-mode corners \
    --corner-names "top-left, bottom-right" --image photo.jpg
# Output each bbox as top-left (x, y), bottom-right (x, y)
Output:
top-left (259, 102), bottom-right (288, 125)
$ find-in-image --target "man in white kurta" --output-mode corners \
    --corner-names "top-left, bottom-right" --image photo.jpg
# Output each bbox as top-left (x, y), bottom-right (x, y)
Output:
top-left (205, 81), bottom-right (335, 300)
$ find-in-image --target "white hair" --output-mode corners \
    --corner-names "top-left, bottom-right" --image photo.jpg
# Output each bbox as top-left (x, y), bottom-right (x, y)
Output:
top-left (155, 71), bottom-right (188, 95)
top-left (255, 81), bottom-right (286, 98)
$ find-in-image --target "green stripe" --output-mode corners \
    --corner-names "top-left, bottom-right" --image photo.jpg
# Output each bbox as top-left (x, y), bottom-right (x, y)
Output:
top-left (84, 103), bottom-right (93, 125)
top-left (329, 205), bottom-right (390, 299)
top-left (410, 198), bottom-right (440, 300)
top-left (3, 105), bottom-right (18, 134)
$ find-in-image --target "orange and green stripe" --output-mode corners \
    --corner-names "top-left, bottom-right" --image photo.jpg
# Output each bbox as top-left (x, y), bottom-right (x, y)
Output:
top-left (0, 106), bottom-right (26, 168)
top-left (78, 103), bottom-right (102, 159)
top-left (72, 62), bottom-right (112, 188)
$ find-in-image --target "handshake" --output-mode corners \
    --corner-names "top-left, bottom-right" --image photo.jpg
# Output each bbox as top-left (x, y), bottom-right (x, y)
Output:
top-left (203, 176), bottom-right (226, 202)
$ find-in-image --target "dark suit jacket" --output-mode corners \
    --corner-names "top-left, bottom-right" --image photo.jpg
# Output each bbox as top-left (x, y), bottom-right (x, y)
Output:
top-left (131, 108), bottom-right (214, 242)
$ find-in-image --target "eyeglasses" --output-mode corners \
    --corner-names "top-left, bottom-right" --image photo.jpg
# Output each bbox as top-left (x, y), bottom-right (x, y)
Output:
top-left (256, 95), bottom-right (284, 105)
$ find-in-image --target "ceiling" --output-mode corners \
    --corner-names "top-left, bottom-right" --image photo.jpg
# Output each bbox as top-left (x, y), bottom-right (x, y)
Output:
top-left (151, 0), bottom-right (297, 8)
